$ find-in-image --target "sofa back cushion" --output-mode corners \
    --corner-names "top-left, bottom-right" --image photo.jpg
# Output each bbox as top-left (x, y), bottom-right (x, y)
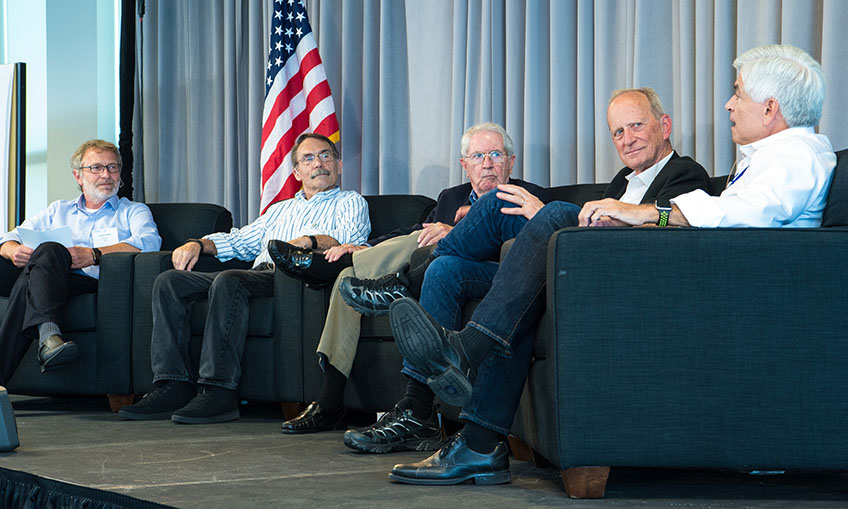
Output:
top-left (147, 203), bottom-right (233, 251)
top-left (364, 194), bottom-right (436, 238)
top-left (821, 149), bottom-right (848, 227)
top-left (547, 183), bottom-right (607, 206)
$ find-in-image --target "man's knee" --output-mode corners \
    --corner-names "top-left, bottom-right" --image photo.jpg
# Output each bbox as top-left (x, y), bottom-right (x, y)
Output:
top-left (30, 242), bottom-right (71, 266)
top-left (536, 200), bottom-right (581, 227)
top-left (153, 269), bottom-right (189, 297)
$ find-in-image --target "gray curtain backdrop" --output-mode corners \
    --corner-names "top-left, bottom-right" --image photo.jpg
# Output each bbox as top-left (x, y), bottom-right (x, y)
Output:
top-left (135, 0), bottom-right (848, 226)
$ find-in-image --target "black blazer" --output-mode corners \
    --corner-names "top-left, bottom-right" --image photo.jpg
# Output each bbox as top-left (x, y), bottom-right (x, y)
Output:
top-left (603, 152), bottom-right (711, 204)
top-left (369, 178), bottom-right (548, 246)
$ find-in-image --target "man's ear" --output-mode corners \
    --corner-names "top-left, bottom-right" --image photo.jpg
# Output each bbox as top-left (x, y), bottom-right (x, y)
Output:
top-left (763, 98), bottom-right (780, 124)
top-left (293, 166), bottom-right (303, 182)
top-left (661, 114), bottom-right (673, 140)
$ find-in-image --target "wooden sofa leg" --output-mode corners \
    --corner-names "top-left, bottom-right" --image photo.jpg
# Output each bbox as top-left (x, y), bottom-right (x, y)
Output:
top-left (507, 435), bottom-right (535, 462)
top-left (107, 394), bottom-right (135, 413)
top-left (281, 401), bottom-right (306, 420)
top-left (561, 466), bottom-right (610, 499)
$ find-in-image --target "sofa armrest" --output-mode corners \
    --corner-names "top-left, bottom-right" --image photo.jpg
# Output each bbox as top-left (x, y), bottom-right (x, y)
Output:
top-left (94, 251), bottom-right (139, 391)
top-left (537, 227), bottom-right (848, 471)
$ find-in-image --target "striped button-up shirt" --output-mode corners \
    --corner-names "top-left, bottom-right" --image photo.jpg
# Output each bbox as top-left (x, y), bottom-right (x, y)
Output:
top-left (206, 187), bottom-right (370, 268)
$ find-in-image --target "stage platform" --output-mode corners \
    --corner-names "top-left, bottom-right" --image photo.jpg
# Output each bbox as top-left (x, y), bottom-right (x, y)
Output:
top-left (1, 394), bottom-right (846, 508)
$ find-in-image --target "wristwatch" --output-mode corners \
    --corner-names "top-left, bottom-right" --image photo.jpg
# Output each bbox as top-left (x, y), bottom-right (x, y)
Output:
top-left (91, 247), bottom-right (102, 265)
top-left (655, 199), bottom-right (672, 227)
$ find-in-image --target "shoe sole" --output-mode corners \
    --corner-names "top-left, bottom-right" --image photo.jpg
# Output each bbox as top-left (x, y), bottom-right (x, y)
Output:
top-left (39, 342), bottom-right (79, 373)
top-left (171, 410), bottom-right (240, 424)
top-left (389, 299), bottom-right (472, 407)
top-left (388, 470), bottom-right (511, 485)
top-left (338, 279), bottom-right (389, 316)
top-left (118, 409), bottom-right (175, 420)
top-left (342, 433), bottom-right (441, 454)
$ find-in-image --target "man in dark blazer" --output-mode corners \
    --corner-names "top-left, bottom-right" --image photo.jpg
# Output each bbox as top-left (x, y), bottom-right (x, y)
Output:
top-left (271, 122), bottom-right (548, 435)
top-left (343, 88), bottom-right (710, 461)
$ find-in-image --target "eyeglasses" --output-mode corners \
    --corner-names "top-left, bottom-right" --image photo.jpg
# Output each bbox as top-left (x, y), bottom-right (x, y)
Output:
top-left (297, 150), bottom-right (335, 167)
top-left (464, 150), bottom-right (506, 164)
top-left (80, 164), bottom-right (121, 175)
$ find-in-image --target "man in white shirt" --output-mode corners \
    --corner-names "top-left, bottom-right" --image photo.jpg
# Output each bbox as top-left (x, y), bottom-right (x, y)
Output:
top-left (579, 44), bottom-right (835, 228)
top-left (119, 133), bottom-right (371, 425)
top-left (387, 44), bottom-right (835, 486)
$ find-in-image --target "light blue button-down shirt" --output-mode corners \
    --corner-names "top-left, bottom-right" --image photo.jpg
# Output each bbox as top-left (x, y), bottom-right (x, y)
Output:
top-left (0, 194), bottom-right (161, 279)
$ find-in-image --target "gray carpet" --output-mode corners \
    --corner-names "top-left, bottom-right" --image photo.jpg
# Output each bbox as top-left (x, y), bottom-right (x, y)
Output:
top-left (1, 395), bottom-right (846, 508)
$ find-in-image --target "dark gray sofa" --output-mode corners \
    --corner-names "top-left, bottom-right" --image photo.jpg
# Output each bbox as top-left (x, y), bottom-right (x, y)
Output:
top-left (129, 194), bottom-right (436, 405)
top-left (513, 149), bottom-right (848, 498)
top-left (1, 203), bottom-right (232, 410)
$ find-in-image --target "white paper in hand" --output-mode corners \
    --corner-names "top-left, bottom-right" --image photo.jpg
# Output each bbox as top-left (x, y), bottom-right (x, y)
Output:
top-left (17, 226), bottom-right (74, 248)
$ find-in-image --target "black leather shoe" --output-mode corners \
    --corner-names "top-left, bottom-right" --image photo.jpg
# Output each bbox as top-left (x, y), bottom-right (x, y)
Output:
top-left (37, 335), bottom-right (79, 373)
top-left (339, 273), bottom-right (411, 316)
top-left (389, 431), bottom-right (510, 485)
top-left (267, 240), bottom-right (346, 288)
top-left (281, 401), bottom-right (346, 434)
top-left (343, 406), bottom-right (442, 454)
top-left (118, 381), bottom-right (196, 420)
top-left (389, 298), bottom-right (474, 407)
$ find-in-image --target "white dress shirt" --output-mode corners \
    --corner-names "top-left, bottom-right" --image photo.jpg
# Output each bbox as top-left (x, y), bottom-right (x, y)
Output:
top-left (618, 151), bottom-right (674, 205)
top-left (671, 127), bottom-right (836, 227)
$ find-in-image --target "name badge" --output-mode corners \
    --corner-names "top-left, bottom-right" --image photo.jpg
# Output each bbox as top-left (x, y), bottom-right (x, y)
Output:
top-left (91, 227), bottom-right (119, 248)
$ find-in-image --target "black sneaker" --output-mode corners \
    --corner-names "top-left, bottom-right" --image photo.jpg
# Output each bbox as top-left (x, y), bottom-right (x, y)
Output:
top-left (171, 385), bottom-right (240, 424)
top-left (118, 381), bottom-right (196, 420)
top-left (343, 406), bottom-right (442, 453)
top-left (338, 273), bottom-right (411, 316)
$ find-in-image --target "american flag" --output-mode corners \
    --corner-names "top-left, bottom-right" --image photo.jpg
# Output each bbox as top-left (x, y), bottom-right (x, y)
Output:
top-left (260, 0), bottom-right (340, 214)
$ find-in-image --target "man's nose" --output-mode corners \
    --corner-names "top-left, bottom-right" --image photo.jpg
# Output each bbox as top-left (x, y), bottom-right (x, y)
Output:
top-left (623, 129), bottom-right (636, 144)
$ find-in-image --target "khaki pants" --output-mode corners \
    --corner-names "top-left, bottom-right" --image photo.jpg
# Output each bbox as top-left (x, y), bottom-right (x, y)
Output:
top-left (316, 231), bottom-right (422, 376)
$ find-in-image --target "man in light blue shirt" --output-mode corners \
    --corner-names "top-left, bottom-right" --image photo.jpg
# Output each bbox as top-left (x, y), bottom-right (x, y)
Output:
top-left (0, 139), bottom-right (161, 384)
top-left (119, 133), bottom-right (371, 425)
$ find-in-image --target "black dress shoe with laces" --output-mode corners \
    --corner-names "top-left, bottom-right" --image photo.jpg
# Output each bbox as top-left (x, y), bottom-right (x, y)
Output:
top-left (389, 298), bottom-right (475, 407)
top-left (339, 273), bottom-right (411, 316)
top-left (267, 239), bottom-right (348, 288)
top-left (343, 406), bottom-right (442, 453)
top-left (281, 401), bottom-right (346, 434)
top-left (389, 431), bottom-right (510, 485)
top-left (37, 335), bottom-right (79, 373)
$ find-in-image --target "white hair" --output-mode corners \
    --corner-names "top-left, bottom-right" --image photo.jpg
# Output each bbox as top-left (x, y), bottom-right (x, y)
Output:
top-left (460, 122), bottom-right (514, 157)
top-left (734, 44), bottom-right (825, 128)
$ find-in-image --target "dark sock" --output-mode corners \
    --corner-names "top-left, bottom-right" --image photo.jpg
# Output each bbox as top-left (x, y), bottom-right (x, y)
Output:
top-left (404, 255), bottom-right (434, 299)
top-left (463, 422), bottom-right (499, 454)
top-left (317, 363), bottom-right (347, 410)
top-left (309, 252), bottom-right (353, 283)
top-left (457, 326), bottom-right (495, 369)
top-left (396, 377), bottom-right (435, 420)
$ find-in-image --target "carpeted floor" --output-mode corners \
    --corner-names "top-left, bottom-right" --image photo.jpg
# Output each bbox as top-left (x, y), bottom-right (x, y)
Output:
top-left (1, 395), bottom-right (847, 508)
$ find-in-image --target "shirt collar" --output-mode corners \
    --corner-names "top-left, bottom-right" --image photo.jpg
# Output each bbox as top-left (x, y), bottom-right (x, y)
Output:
top-left (296, 186), bottom-right (340, 201)
top-left (75, 193), bottom-right (120, 212)
top-left (625, 151), bottom-right (674, 186)
top-left (740, 126), bottom-right (815, 158)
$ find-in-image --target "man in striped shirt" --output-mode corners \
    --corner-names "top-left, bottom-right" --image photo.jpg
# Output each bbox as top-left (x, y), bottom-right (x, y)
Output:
top-left (119, 133), bottom-right (370, 424)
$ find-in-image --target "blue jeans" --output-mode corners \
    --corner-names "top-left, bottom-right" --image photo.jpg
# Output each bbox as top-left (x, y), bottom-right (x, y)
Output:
top-left (406, 191), bottom-right (582, 434)
top-left (150, 268), bottom-right (274, 390)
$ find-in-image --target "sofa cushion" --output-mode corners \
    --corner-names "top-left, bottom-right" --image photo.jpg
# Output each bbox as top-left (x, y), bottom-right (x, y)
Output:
top-left (821, 148), bottom-right (848, 227)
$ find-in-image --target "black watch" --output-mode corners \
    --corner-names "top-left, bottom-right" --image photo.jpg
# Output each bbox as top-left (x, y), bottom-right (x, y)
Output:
top-left (655, 199), bottom-right (672, 227)
top-left (91, 247), bottom-right (102, 265)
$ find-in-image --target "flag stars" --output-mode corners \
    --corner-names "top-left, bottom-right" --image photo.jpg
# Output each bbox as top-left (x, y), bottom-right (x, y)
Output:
top-left (285, 43), bottom-right (292, 52)
top-left (285, 27), bottom-right (293, 37)
top-left (275, 26), bottom-right (282, 35)
top-left (267, 75), bottom-right (273, 86)
top-left (274, 10), bottom-right (282, 20)
top-left (275, 41), bottom-right (283, 51)
top-left (275, 56), bottom-right (283, 66)
top-left (296, 11), bottom-right (305, 21)
top-left (295, 27), bottom-right (302, 36)
top-left (287, 12), bottom-right (294, 21)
